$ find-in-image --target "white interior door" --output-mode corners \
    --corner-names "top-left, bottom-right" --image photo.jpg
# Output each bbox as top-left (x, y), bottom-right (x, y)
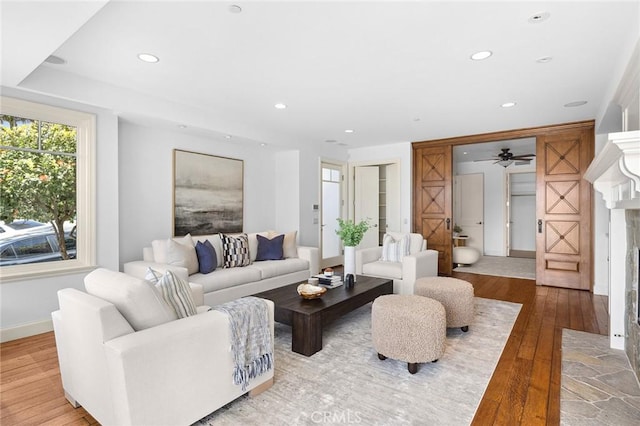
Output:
top-left (354, 166), bottom-right (379, 249)
top-left (454, 173), bottom-right (484, 254)
top-left (320, 163), bottom-right (343, 268)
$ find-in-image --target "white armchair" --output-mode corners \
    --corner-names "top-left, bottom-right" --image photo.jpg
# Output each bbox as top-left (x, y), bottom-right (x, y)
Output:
top-left (52, 268), bottom-right (274, 426)
top-left (355, 232), bottom-right (438, 295)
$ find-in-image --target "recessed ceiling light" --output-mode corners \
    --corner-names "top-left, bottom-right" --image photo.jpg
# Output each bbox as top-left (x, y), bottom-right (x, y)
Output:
top-left (137, 53), bottom-right (159, 63)
top-left (225, 135), bottom-right (232, 139)
top-left (44, 55), bottom-right (66, 65)
top-left (463, 152), bottom-right (468, 155)
top-left (501, 102), bottom-right (517, 108)
top-left (413, 117), bottom-right (421, 122)
top-left (274, 103), bottom-right (287, 109)
top-left (528, 11), bottom-right (550, 23)
top-left (344, 129), bottom-right (354, 133)
top-left (325, 139), bottom-right (337, 143)
top-left (177, 124), bottom-right (187, 129)
top-left (564, 101), bottom-right (588, 108)
top-left (470, 50), bottom-right (492, 61)
top-left (260, 143), bottom-right (267, 147)
top-left (536, 56), bottom-right (553, 64)
top-left (229, 5), bottom-right (242, 13)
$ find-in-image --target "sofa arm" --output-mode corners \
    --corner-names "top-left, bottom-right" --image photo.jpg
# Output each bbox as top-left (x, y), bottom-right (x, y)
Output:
top-left (355, 247), bottom-right (382, 274)
top-left (123, 260), bottom-right (189, 282)
top-left (297, 246), bottom-right (319, 275)
top-left (401, 249), bottom-right (439, 293)
top-left (103, 299), bottom-right (274, 426)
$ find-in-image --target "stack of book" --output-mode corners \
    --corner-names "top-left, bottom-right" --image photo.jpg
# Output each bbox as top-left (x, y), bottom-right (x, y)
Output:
top-left (313, 274), bottom-right (343, 288)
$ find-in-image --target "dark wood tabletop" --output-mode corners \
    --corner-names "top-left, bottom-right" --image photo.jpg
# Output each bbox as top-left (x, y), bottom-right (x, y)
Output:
top-left (254, 275), bottom-right (393, 356)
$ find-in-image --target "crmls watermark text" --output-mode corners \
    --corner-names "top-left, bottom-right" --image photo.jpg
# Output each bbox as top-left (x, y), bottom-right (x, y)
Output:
top-left (310, 410), bottom-right (363, 424)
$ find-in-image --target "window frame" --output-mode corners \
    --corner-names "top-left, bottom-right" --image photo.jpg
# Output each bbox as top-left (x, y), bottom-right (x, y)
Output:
top-left (0, 96), bottom-right (96, 281)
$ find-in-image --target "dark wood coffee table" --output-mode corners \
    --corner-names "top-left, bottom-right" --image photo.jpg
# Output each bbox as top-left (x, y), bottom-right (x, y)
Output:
top-left (253, 275), bottom-right (393, 356)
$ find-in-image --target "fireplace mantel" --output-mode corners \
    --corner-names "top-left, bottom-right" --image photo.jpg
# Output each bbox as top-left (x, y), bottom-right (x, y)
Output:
top-left (584, 131), bottom-right (640, 209)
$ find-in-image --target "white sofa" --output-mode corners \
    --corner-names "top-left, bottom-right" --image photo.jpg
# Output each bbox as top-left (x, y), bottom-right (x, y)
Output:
top-left (124, 231), bottom-right (319, 306)
top-left (52, 268), bottom-right (275, 426)
top-left (355, 232), bottom-right (438, 295)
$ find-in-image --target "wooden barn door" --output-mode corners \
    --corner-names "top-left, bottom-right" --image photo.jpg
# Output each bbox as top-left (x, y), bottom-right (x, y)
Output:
top-left (536, 125), bottom-right (593, 290)
top-left (413, 145), bottom-right (452, 275)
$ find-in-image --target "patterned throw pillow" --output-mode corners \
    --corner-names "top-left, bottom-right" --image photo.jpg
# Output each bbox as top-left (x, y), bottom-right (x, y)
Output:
top-left (380, 233), bottom-right (411, 262)
top-left (220, 233), bottom-right (251, 268)
top-left (153, 269), bottom-right (197, 318)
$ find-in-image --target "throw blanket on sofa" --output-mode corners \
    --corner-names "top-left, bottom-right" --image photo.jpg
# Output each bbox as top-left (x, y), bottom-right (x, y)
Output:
top-left (215, 296), bottom-right (273, 391)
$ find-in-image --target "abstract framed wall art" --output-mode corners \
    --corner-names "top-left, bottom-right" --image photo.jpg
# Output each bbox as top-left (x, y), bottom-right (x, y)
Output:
top-left (173, 149), bottom-right (243, 236)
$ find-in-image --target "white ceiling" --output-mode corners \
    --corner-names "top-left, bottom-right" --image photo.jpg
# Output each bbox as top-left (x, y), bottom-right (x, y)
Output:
top-left (2, 1), bottom-right (639, 150)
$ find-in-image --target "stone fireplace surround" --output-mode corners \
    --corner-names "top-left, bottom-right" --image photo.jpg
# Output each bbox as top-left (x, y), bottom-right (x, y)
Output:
top-left (585, 130), bottom-right (640, 382)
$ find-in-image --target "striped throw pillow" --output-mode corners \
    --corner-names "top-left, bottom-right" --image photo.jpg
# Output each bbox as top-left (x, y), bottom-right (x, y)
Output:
top-left (380, 234), bottom-right (411, 262)
top-left (220, 233), bottom-right (251, 268)
top-left (154, 270), bottom-right (197, 318)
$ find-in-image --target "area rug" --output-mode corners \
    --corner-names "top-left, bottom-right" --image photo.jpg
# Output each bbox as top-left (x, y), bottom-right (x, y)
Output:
top-left (561, 329), bottom-right (640, 425)
top-left (454, 255), bottom-right (536, 280)
top-left (194, 297), bottom-right (521, 425)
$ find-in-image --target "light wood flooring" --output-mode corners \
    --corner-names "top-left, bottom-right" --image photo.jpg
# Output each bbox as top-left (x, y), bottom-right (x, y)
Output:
top-left (1, 273), bottom-right (608, 425)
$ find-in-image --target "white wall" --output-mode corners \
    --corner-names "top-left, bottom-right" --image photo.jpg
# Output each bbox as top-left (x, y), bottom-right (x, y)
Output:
top-left (275, 150), bottom-right (301, 237)
top-left (347, 142), bottom-right (412, 233)
top-left (0, 87), bottom-right (119, 336)
top-left (118, 121), bottom-right (279, 267)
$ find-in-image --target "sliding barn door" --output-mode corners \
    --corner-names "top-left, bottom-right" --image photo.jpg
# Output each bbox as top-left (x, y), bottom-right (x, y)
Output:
top-left (413, 145), bottom-right (452, 275)
top-left (536, 125), bottom-right (593, 290)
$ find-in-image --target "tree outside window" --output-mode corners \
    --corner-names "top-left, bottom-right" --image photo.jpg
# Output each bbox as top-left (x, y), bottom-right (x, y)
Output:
top-left (0, 114), bottom-right (77, 263)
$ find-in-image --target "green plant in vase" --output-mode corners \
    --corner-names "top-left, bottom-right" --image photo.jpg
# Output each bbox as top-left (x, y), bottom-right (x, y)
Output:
top-left (336, 218), bottom-right (370, 281)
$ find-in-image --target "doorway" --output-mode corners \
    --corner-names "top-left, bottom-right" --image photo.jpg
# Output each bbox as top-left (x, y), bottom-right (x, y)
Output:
top-left (350, 161), bottom-right (401, 249)
top-left (507, 171), bottom-right (536, 258)
top-left (320, 161), bottom-right (345, 269)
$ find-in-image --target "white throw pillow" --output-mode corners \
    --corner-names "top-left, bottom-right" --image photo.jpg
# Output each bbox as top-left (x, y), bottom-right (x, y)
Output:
top-left (154, 270), bottom-right (198, 319)
top-left (166, 235), bottom-right (199, 275)
top-left (85, 268), bottom-right (177, 331)
top-left (380, 233), bottom-right (411, 262)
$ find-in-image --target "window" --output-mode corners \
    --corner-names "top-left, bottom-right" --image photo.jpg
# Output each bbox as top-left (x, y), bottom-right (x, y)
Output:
top-left (0, 97), bottom-right (95, 280)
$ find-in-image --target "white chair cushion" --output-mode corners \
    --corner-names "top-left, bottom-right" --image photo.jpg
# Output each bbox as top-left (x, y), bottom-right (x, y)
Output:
top-left (84, 268), bottom-right (177, 331)
top-left (362, 260), bottom-right (403, 280)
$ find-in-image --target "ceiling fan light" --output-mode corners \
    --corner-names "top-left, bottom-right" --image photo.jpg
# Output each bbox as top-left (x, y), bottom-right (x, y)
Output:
top-left (497, 159), bottom-right (514, 168)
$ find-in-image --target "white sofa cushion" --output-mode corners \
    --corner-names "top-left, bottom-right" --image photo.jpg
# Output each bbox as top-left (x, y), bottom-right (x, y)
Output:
top-left (167, 237), bottom-right (199, 275)
top-left (248, 258), bottom-right (309, 279)
top-left (189, 267), bottom-right (262, 293)
top-left (362, 260), bottom-right (403, 280)
top-left (84, 268), bottom-right (177, 331)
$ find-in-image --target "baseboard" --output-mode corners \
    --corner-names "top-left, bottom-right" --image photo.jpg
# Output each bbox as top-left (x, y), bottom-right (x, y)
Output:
top-left (1, 319), bottom-right (53, 343)
top-left (509, 250), bottom-right (536, 259)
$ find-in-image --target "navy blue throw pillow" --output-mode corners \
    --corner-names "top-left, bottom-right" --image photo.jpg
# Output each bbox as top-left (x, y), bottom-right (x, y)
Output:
top-left (195, 240), bottom-right (217, 274)
top-left (255, 234), bottom-right (284, 261)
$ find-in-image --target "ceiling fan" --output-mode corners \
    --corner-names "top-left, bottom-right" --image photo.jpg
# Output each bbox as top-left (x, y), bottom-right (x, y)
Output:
top-left (474, 148), bottom-right (536, 167)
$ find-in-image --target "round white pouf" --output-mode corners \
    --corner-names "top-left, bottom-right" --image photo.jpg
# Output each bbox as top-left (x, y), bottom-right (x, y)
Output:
top-left (414, 277), bottom-right (474, 332)
top-left (452, 246), bottom-right (480, 265)
top-left (371, 294), bottom-right (446, 374)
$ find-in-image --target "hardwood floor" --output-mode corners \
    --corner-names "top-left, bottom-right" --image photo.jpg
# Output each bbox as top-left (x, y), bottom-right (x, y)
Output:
top-left (0, 273), bottom-right (608, 425)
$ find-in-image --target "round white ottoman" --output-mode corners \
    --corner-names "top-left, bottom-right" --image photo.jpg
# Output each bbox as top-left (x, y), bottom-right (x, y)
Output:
top-left (371, 294), bottom-right (446, 374)
top-left (414, 277), bottom-right (474, 332)
top-left (453, 246), bottom-right (480, 265)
